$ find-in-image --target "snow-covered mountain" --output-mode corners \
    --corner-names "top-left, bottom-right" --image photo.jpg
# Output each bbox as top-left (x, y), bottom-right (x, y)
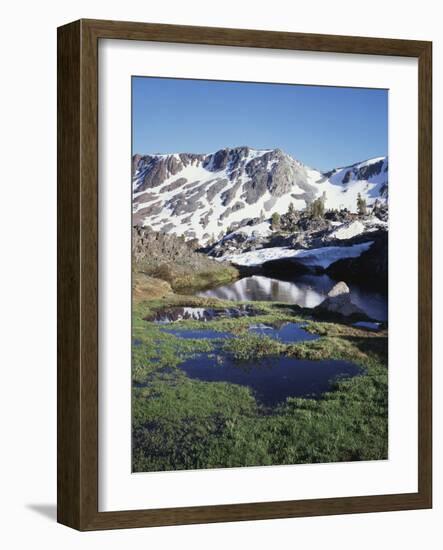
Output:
top-left (323, 156), bottom-right (388, 204)
top-left (132, 146), bottom-right (388, 245)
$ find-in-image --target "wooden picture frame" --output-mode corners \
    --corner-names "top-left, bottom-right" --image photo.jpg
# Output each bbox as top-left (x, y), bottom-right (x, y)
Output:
top-left (57, 18), bottom-right (432, 530)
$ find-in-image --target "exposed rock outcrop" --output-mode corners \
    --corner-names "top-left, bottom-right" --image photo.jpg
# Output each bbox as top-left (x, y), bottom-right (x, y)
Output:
top-left (132, 226), bottom-right (238, 292)
top-left (326, 232), bottom-right (388, 291)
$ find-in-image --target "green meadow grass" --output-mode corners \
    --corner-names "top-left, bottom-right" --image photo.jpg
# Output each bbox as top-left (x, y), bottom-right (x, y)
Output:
top-left (132, 296), bottom-right (388, 472)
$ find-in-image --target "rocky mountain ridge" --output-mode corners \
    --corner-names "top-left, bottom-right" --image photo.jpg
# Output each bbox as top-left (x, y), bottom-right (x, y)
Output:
top-left (133, 146), bottom-right (388, 245)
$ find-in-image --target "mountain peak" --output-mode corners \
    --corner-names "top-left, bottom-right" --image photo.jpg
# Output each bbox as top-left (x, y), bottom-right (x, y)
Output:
top-left (132, 147), bottom-right (388, 244)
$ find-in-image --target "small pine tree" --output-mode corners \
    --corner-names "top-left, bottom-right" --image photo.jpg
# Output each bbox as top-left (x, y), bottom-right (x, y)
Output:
top-left (271, 212), bottom-right (281, 230)
top-left (288, 202), bottom-right (295, 215)
top-left (310, 197), bottom-right (325, 218)
top-left (357, 193), bottom-right (367, 217)
top-left (259, 209), bottom-right (266, 223)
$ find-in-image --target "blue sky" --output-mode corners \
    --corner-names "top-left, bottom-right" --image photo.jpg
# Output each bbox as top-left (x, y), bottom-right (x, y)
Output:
top-left (132, 76), bottom-right (387, 171)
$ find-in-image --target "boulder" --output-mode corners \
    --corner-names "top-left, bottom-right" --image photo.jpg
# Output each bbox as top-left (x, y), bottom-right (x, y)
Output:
top-left (315, 282), bottom-right (365, 317)
top-left (327, 281), bottom-right (350, 297)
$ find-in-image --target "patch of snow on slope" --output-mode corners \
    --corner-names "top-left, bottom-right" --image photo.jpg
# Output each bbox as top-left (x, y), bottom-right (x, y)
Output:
top-left (330, 220), bottom-right (366, 240)
top-left (294, 242), bottom-right (373, 268)
top-left (225, 221), bottom-right (272, 240)
top-left (325, 157), bottom-right (388, 208)
top-left (221, 241), bottom-right (374, 268)
top-left (220, 247), bottom-right (301, 266)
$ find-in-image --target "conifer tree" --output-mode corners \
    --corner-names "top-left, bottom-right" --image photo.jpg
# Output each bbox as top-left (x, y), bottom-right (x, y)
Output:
top-left (357, 193), bottom-right (367, 217)
top-left (310, 197), bottom-right (325, 218)
top-left (271, 212), bottom-right (281, 230)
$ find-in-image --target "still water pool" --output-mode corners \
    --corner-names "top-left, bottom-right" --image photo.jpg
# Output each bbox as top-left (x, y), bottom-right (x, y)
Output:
top-left (158, 323), bottom-right (360, 406)
top-left (179, 353), bottom-right (361, 406)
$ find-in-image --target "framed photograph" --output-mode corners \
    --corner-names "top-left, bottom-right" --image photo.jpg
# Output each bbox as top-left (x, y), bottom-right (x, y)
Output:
top-left (57, 19), bottom-right (432, 530)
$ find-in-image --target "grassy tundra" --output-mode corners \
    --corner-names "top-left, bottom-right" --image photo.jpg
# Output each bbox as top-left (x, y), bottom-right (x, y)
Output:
top-left (132, 291), bottom-right (388, 472)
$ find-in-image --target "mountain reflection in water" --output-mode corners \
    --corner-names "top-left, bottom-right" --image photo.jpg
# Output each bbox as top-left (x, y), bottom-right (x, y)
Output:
top-left (198, 274), bottom-right (387, 321)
